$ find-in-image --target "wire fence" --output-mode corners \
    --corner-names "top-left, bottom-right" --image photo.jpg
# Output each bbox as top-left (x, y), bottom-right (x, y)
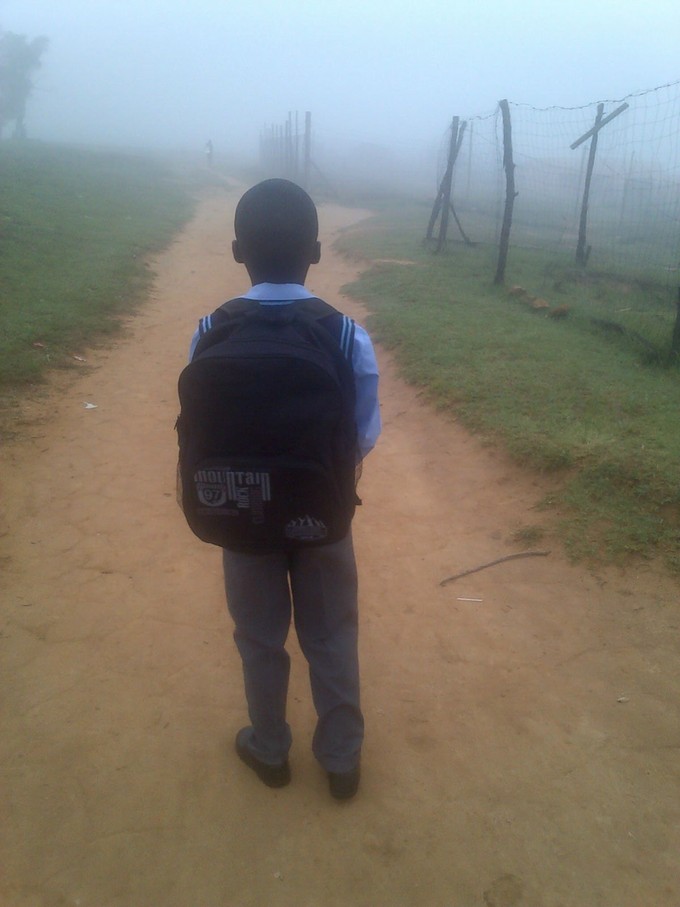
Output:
top-left (443, 80), bottom-right (680, 286)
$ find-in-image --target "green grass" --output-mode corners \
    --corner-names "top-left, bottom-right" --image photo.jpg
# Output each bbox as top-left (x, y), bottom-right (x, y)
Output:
top-left (336, 199), bottom-right (680, 571)
top-left (0, 142), bottom-right (194, 393)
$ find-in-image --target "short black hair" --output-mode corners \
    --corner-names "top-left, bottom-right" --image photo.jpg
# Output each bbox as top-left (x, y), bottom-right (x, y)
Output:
top-left (234, 179), bottom-right (318, 281)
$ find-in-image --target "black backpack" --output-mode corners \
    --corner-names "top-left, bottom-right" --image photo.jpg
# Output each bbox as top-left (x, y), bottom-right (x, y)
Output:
top-left (176, 297), bottom-right (359, 551)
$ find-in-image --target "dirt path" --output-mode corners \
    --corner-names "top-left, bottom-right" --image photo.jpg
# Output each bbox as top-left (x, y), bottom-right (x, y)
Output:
top-left (1, 188), bottom-right (678, 907)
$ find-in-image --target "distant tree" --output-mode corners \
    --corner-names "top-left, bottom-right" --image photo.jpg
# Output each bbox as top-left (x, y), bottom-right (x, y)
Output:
top-left (0, 31), bottom-right (49, 139)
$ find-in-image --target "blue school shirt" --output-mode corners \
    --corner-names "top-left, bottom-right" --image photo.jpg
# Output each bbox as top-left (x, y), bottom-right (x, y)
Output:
top-left (188, 282), bottom-right (381, 460)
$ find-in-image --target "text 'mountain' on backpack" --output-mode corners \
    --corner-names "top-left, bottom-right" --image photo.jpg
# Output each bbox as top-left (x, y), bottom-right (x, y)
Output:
top-left (176, 297), bottom-right (359, 551)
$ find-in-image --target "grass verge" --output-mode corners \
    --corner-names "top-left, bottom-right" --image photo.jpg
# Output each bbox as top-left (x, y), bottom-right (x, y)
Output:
top-left (0, 142), bottom-right (194, 397)
top-left (336, 199), bottom-right (680, 572)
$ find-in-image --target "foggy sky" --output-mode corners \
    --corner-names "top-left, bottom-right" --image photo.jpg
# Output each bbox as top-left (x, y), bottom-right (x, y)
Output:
top-left (2, 0), bottom-right (679, 163)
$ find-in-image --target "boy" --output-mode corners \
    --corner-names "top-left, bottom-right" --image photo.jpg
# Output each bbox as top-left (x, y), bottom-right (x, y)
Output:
top-left (186, 179), bottom-right (380, 799)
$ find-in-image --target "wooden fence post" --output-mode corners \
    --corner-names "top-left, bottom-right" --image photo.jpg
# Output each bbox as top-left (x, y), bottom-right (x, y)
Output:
top-left (571, 101), bottom-right (629, 267)
top-left (671, 287), bottom-right (680, 361)
top-left (466, 120), bottom-right (473, 201)
top-left (304, 111), bottom-right (312, 190)
top-left (494, 99), bottom-right (516, 285)
top-left (437, 117), bottom-right (459, 252)
top-left (426, 117), bottom-right (470, 249)
top-left (285, 113), bottom-right (292, 178)
top-left (575, 103), bottom-right (604, 267)
top-left (425, 193), bottom-right (443, 242)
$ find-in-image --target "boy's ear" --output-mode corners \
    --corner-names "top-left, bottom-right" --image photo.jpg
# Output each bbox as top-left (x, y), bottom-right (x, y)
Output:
top-left (232, 239), bottom-right (244, 264)
top-left (311, 241), bottom-right (321, 265)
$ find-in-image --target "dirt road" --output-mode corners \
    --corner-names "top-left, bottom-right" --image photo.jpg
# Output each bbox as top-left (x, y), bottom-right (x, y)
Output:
top-left (1, 187), bottom-right (678, 907)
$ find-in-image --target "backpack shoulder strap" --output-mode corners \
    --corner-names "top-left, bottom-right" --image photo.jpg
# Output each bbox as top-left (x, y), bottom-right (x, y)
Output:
top-left (211, 296), bottom-right (256, 326)
top-left (296, 297), bottom-right (356, 362)
top-left (192, 298), bottom-right (254, 357)
top-left (196, 296), bottom-right (356, 361)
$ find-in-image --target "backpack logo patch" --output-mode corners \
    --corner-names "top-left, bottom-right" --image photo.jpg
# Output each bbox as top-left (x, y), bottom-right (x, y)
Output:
top-left (284, 515), bottom-right (328, 542)
top-left (196, 481), bottom-right (228, 508)
top-left (195, 468), bottom-right (271, 522)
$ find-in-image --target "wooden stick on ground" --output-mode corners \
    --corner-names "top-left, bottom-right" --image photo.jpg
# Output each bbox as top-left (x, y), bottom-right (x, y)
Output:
top-left (440, 550), bottom-right (551, 587)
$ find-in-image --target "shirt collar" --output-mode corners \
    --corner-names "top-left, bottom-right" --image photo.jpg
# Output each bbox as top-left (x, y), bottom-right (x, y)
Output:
top-left (243, 283), bottom-right (313, 302)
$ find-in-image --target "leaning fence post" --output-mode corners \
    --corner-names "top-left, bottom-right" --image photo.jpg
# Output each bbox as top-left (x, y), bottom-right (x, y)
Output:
top-left (571, 101), bottom-right (629, 267)
top-left (494, 99), bottom-right (516, 285)
top-left (437, 118), bottom-right (460, 252)
top-left (671, 286), bottom-right (680, 361)
top-left (575, 103), bottom-right (604, 267)
top-left (426, 117), bottom-right (470, 249)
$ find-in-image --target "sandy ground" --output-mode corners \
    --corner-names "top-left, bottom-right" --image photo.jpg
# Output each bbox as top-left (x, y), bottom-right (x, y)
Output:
top-left (1, 187), bottom-right (679, 907)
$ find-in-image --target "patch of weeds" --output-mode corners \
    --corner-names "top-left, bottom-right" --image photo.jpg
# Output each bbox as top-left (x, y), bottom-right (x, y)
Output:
top-left (339, 200), bottom-right (680, 574)
top-left (0, 142), bottom-right (194, 393)
top-left (510, 525), bottom-right (546, 548)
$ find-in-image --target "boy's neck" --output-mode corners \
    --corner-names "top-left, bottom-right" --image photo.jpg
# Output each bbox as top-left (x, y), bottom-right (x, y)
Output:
top-left (250, 278), bottom-right (306, 287)
top-left (246, 263), bottom-right (311, 287)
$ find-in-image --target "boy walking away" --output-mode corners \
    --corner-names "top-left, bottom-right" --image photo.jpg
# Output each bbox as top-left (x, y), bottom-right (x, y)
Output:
top-left (177, 179), bottom-right (380, 799)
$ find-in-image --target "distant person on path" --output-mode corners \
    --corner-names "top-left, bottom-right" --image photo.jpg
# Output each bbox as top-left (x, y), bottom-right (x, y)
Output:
top-left (178, 179), bottom-right (381, 799)
top-left (205, 139), bottom-right (214, 167)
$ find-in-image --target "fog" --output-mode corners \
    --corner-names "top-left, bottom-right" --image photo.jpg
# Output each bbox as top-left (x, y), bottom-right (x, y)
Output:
top-left (2, 0), bottom-right (679, 178)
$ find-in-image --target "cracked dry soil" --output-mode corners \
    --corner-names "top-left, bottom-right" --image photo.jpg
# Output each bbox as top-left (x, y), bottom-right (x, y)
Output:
top-left (1, 189), bottom-right (679, 907)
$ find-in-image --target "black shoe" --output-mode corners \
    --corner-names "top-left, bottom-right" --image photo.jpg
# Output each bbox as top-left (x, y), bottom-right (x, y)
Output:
top-left (235, 728), bottom-right (291, 788)
top-left (328, 764), bottom-right (360, 800)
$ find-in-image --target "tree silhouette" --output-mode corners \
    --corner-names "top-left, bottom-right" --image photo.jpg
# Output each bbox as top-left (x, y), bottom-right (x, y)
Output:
top-left (0, 31), bottom-right (49, 139)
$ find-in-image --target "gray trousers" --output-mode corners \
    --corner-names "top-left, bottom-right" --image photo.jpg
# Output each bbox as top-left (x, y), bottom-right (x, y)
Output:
top-left (222, 532), bottom-right (363, 774)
